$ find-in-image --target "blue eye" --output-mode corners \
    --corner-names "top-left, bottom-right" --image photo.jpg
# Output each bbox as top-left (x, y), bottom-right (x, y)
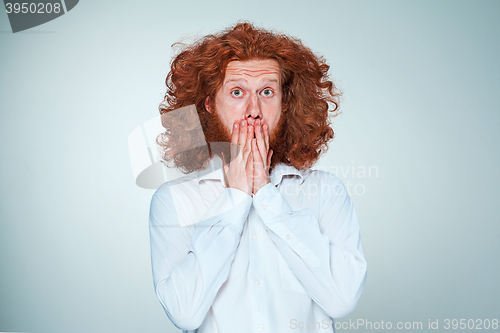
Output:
top-left (261, 89), bottom-right (274, 97)
top-left (231, 89), bottom-right (243, 97)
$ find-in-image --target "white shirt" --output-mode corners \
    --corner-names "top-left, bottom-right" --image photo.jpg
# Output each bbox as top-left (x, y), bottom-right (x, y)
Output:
top-left (149, 157), bottom-right (367, 333)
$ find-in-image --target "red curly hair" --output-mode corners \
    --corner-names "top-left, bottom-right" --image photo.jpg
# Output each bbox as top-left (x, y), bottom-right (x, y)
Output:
top-left (158, 22), bottom-right (341, 173)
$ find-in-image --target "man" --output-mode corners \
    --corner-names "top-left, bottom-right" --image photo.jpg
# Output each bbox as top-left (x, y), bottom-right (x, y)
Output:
top-left (150, 22), bottom-right (367, 333)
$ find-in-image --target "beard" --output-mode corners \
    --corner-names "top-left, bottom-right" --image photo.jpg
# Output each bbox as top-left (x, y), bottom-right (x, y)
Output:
top-left (201, 108), bottom-right (287, 170)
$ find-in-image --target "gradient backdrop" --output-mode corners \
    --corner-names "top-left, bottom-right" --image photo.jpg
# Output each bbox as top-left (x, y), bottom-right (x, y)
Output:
top-left (1, 1), bottom-right (499, 332)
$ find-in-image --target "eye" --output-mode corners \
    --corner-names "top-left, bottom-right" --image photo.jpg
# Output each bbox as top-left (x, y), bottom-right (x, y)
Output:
top-left (231, 89), bottom-right (243, 97)
top-left (261, 89), bottom-right (274, 97)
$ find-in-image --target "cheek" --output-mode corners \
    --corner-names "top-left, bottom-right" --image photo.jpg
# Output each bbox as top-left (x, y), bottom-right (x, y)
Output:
top-left (267, 103), bottom-right (282, 125)
top-left (218, 99), bottom-right (246, 118)
top-left (216, 111), bottom-right (241, 133)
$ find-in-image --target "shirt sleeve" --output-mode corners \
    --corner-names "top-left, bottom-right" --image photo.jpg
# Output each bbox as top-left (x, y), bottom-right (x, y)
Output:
top-left (252, 176), bottom-right (367, 318)
top-left (149, 183), bottom-right (252, 330)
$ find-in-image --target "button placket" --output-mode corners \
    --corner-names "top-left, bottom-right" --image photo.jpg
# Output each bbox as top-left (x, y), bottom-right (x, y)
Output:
top-left (248, 214), bottom-right (269, 333)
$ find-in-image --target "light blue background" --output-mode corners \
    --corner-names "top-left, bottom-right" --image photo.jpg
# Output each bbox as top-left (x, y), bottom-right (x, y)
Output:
top-left (1, 1), bottom-right (499, 332)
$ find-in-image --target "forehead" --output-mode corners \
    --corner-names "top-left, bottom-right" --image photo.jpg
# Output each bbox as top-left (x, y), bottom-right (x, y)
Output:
top-left (224, 59), bottom-right (280, 83)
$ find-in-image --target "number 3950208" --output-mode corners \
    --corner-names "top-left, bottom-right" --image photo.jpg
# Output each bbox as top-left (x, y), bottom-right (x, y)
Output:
top-left (444, 319), bottom-right (498, 330)
top-left (5, 2), bottom-right (61, 14)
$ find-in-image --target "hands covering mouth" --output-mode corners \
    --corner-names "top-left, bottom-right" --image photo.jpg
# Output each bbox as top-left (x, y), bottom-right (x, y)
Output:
top-left (223, 119), bottom-right (273, 196)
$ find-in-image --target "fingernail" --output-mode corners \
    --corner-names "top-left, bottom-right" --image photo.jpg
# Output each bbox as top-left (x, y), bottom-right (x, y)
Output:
top-left (248, 125), bottom-right (253, 133)
top-left (258, 125), bottom-right (262, 132)
top-left (234, 123), bottom-right (238, 129)
top-left (241, 120), bottom-right (246, 126)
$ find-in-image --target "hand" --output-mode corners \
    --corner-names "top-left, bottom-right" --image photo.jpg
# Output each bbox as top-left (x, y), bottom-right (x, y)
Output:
top-left (251, 119), bottom-right (273, 195)
top-left (223, 119), bottom-right (254, 195)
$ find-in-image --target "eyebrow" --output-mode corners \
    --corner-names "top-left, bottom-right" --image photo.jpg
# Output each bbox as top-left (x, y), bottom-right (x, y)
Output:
top-left (224, 78), bottom-right (280, 85)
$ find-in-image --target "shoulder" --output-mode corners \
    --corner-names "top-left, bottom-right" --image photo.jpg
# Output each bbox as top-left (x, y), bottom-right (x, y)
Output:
top-left (150, 172), bottom-right (210, 228)
top-left (300, 168), bottom-right (351, 201)
top-left (150, 172), bottom-right (201, 208)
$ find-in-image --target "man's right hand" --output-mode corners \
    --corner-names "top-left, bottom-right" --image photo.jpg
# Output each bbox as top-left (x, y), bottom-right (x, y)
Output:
top-left (223, 119), bottom-right (254, 195)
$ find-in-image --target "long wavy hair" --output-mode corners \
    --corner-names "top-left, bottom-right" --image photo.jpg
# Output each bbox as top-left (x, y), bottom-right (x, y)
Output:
top-left (158, 22), bottom-right (341, 173)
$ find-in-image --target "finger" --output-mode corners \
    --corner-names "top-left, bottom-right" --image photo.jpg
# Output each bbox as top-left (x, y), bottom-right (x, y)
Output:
top-left (254, 120), bottom-right (268, 164)
top-left (231, 122), bottom-right (239, 144)
top-left (246, 150), bottom-right (254, 172)
top-left (230, 122), bottom-right (239, 159)
top-left (221, 151), bottom-right (230, 187)
top-left (262, 123), bottom-right (270, 152)
top-left (244, 124), bottom-right (253, 161)
top-left (252, 138), bottom-right (264, 164)
top-left (246, 150), bottom-right (254, 194)
top-left (252, 139), bottom-right (266, 186)
top-left (252, 139), bottom-right (265, 172)
top-left (267, 149), bottom-right (273, 169)
top-left (238, 119), bottom-right (248, 153)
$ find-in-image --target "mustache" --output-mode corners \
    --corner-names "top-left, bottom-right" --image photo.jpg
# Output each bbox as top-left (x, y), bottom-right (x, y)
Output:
top-left (201, 109), bottom-right (287, 170)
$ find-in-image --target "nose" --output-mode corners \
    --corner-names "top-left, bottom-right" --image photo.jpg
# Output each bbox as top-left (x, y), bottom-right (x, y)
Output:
top-left (245, 93), bottom-right (262, 125)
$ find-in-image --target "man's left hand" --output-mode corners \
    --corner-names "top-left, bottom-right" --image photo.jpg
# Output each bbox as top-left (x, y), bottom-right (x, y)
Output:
top-left (251, 119), bottom-right (273, 195)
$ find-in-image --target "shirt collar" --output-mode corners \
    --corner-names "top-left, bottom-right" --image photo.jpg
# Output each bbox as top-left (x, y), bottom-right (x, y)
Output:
top-left (270, 163), bottom-right (305, 186)
top-left (195, 157), bottom-right (305, 187)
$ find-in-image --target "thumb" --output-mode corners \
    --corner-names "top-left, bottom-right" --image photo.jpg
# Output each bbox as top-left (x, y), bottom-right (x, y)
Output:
top-left (267, 149), bottom-right (273, 168)
top-left (221, 152), bottom-right (230, 187)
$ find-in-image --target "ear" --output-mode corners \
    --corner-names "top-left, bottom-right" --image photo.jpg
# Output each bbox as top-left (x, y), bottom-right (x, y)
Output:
top-left (204, 96), bottom-right (212, 113)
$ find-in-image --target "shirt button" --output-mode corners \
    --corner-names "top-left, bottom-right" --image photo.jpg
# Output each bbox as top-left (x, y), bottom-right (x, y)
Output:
top-left (259, 324), bottom-right (265, 331)
top-left (261, 204), bottom-right (267, 210)
top-left (253, 234), bottom-right (258, 240)
top-left (255, 279), bottom-right (261, 285)
top-left (286, 234), bottom-right (291, 240)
